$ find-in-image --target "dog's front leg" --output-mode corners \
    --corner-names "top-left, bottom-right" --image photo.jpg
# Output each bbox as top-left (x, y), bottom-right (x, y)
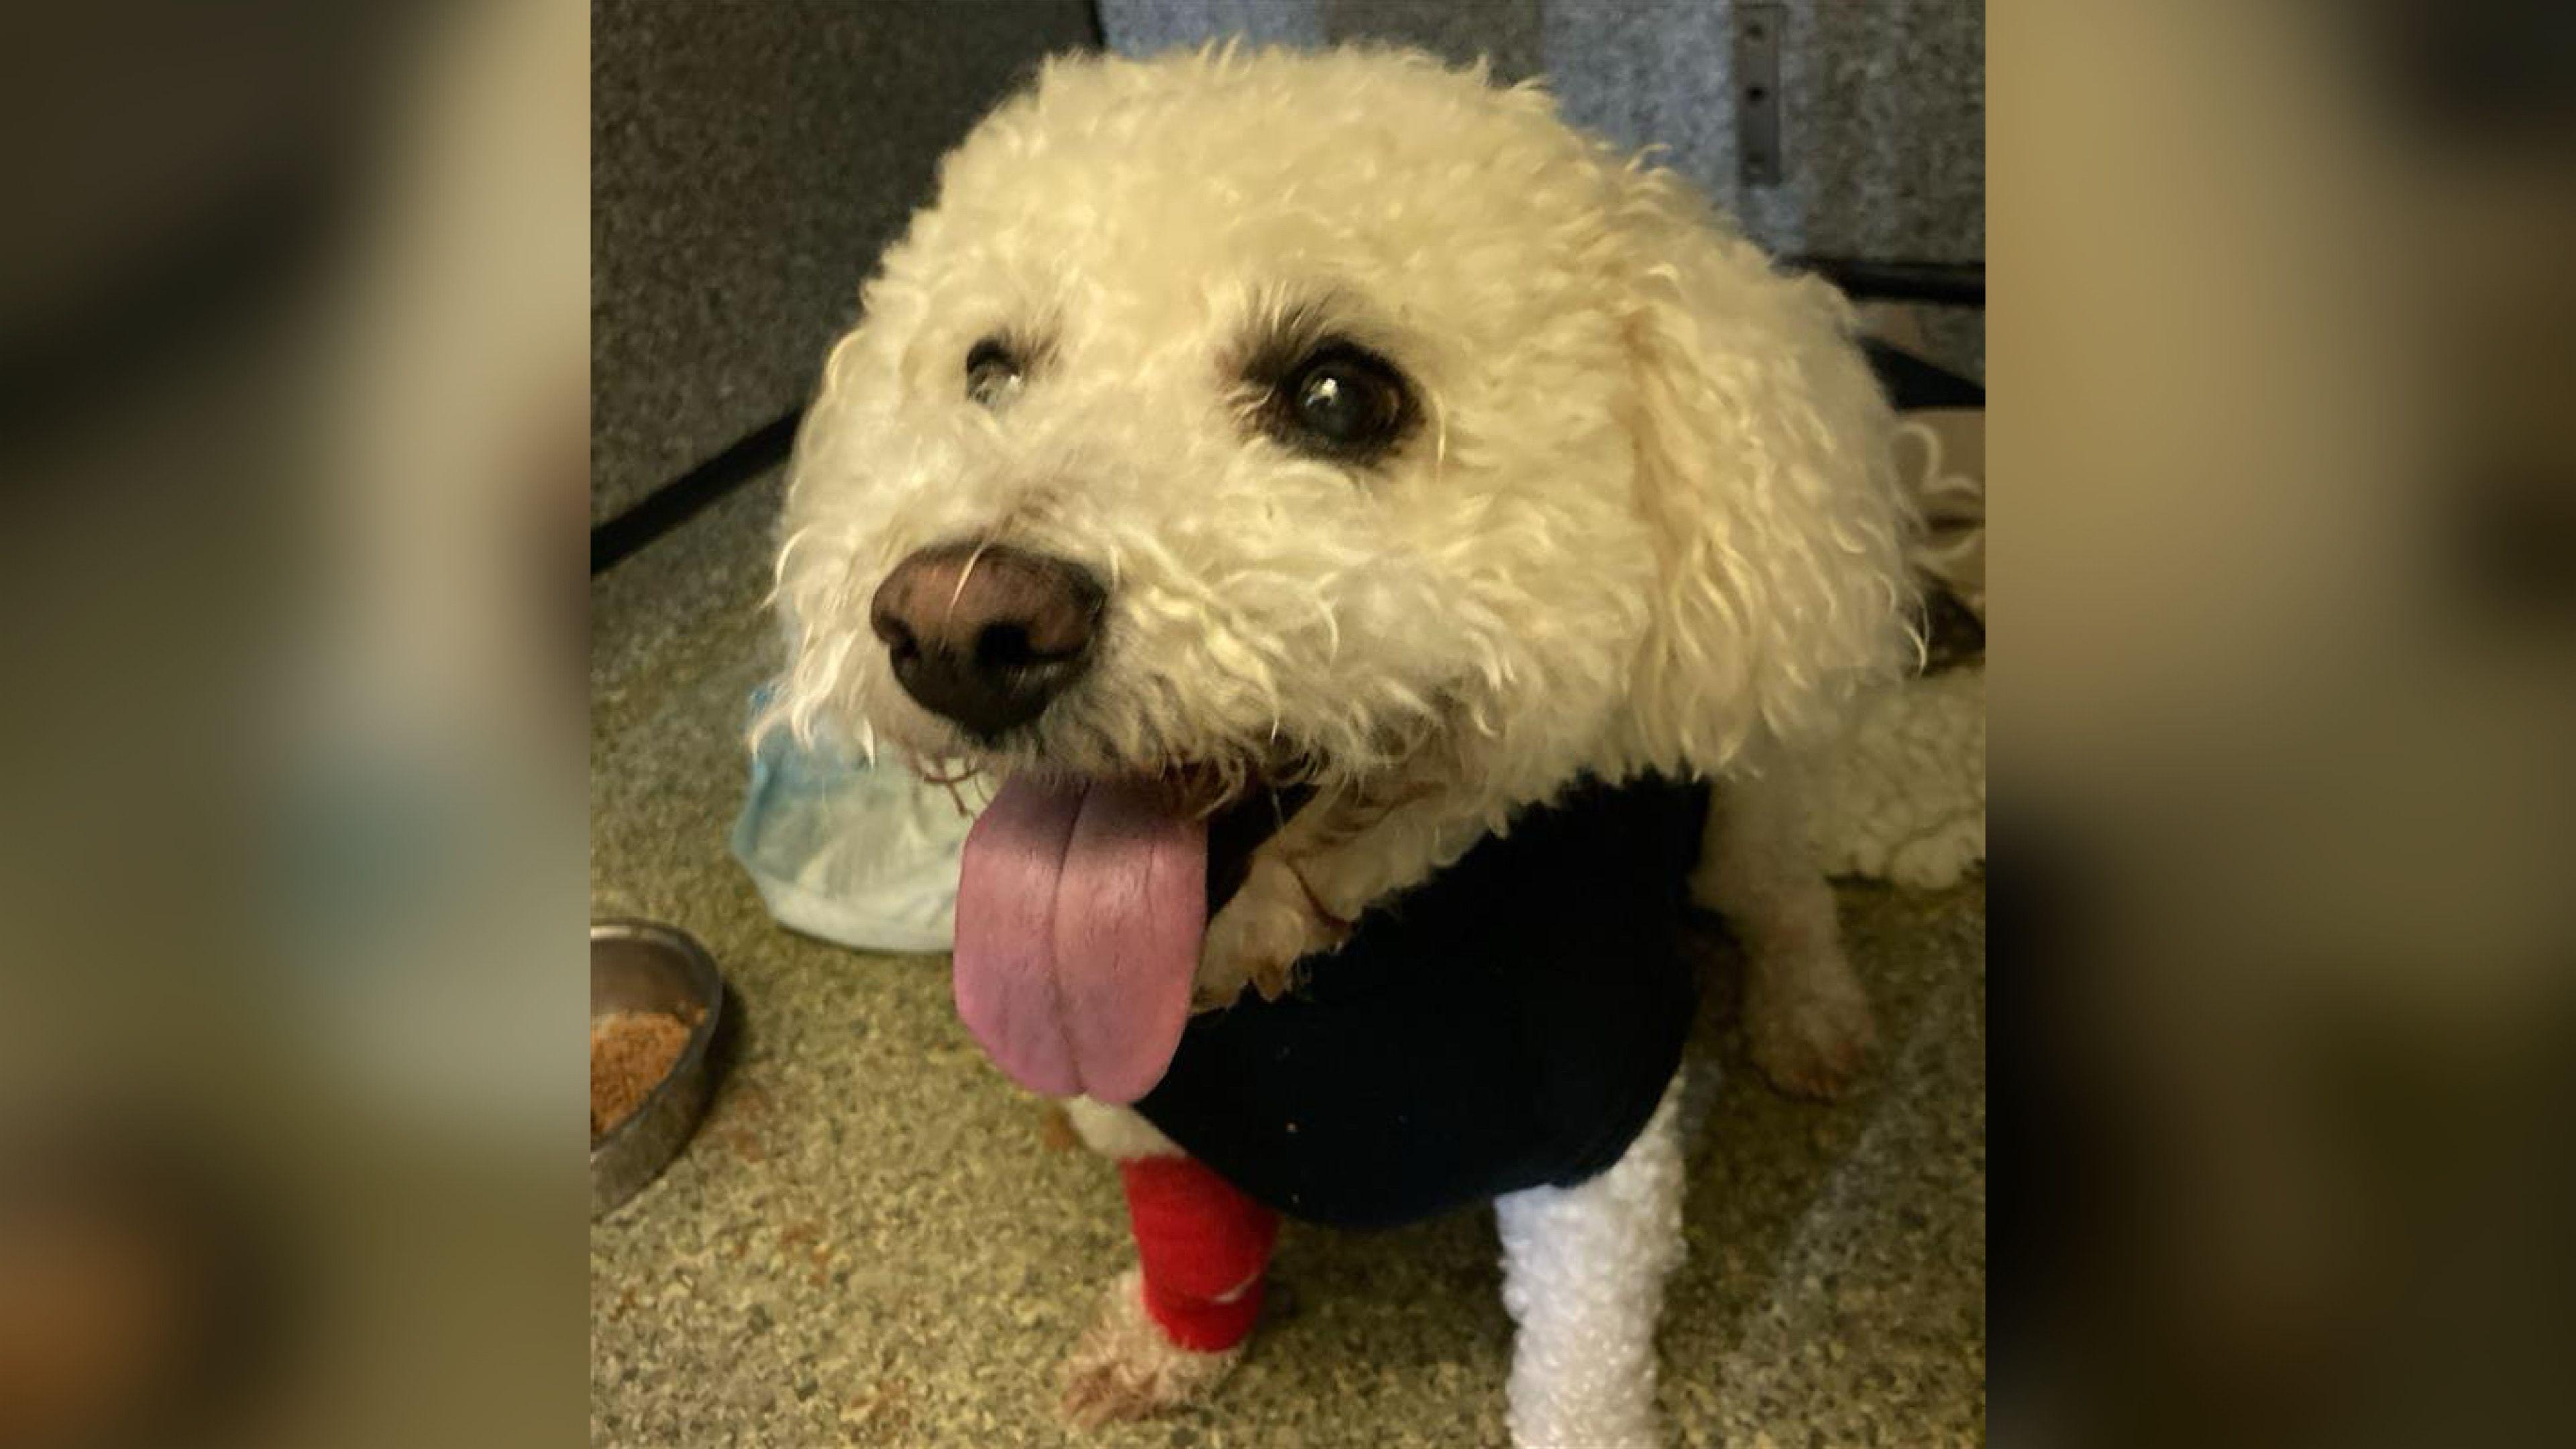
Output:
top-left (1193, 847), bottom-right (1350, 1008)
top-left (1495, 1076), bottom-right (1687, 1449)
top-left (1693, 761), bottom-right (1878, 1098)
top-left (1197, 789), bottom-right (1487, 1006)
top-left (1058, 1101), bottom-right (1277, 1426)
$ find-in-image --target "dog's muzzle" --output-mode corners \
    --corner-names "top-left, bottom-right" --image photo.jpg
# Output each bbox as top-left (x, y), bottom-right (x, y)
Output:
top-left (869, 541), bottom-right (1104, 738)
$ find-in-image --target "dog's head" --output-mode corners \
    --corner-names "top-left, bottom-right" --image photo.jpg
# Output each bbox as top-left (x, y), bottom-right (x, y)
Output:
top-left (769, 46), bottom-right (1911, 815)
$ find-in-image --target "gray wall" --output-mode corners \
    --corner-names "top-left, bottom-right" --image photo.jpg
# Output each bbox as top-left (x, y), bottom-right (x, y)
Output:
top-left (1102, 1), bottom-right (1986, 268)
top-left (592, 0), bottom-right (1097, 525)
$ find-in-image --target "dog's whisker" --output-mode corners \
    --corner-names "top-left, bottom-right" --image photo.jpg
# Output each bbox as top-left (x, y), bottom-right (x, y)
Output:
top-left (1310, 598), bottom-right (1341, 662)
top-left (943, 539), bottom-right (994, 624)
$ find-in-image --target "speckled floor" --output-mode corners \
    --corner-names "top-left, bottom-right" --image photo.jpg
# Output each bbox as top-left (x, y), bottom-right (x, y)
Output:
top-left (589, 470), bottom-right (1986, 1448)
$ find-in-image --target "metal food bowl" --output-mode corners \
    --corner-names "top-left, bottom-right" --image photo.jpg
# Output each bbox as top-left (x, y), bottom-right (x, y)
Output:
top-left (590, 920), bottom-right (724, 1219)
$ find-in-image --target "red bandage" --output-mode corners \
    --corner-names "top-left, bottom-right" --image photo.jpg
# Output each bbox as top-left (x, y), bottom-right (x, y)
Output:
top-left (1118, 1156), bottom-right (1279, 1353)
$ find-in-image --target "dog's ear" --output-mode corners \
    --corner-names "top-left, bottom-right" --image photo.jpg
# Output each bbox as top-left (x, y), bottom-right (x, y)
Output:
top-left (1611, 171), bottom-right (1917, 775)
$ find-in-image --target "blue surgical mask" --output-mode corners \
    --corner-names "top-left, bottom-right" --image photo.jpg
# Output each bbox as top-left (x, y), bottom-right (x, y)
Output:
top-left (730, 685), bottom-right (983, 954)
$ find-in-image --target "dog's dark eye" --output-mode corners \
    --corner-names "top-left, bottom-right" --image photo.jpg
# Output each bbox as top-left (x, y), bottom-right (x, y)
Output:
top-left (965, 337), bottom-right (1022, 407)
top-left (1270, 343), bottom-right (1411, 462)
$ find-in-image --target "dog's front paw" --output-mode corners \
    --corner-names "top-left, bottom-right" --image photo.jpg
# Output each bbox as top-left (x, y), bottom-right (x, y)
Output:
top-left (1061, 1269), bottom-right (1240, 1427)
top-left (1194, 855), bottom-right (1346, 1010)
top-left (1745, 943), bottom-right (1877, 1100)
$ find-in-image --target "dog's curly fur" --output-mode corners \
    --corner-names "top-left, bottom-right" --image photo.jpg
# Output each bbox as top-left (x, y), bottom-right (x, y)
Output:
top-left (765, 44), bottom-right (1916, 1446)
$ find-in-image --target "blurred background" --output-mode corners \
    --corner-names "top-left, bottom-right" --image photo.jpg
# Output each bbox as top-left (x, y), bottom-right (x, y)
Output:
top-left (1998, 6), bottom-right (2576, 1446)
top-left (5, 3), bottom-right (584, 1446)
top-left (4, 0), bottom-right (2573, 1446)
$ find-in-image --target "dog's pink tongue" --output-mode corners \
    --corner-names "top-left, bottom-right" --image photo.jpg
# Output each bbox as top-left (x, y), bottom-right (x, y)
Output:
top-left (953, 776), bottom-right (1206, 1104)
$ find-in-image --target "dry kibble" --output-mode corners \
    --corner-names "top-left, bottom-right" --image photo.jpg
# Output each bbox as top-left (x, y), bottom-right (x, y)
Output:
top-left (590, 1008), bottom-right (700, 1139)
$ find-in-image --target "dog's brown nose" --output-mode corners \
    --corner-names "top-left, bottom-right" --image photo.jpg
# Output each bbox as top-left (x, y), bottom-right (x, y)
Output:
top-left (869, 542), bottom-right (1105, 737)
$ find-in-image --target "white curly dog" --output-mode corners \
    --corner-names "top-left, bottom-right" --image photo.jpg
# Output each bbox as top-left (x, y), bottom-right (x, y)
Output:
top-left (767, 46), bottom-right (1913, 1449)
